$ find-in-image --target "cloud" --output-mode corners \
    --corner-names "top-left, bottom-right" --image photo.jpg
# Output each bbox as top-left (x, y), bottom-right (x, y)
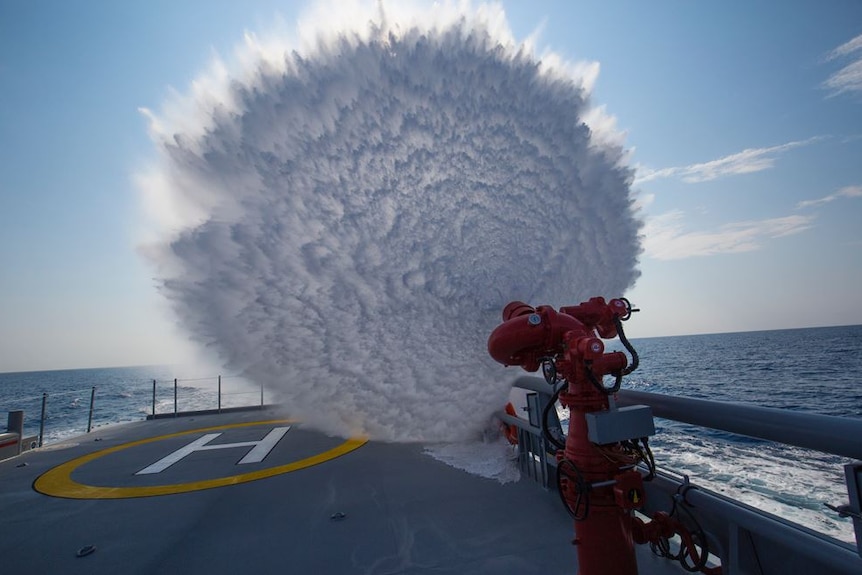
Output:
top-left (136, 1), bottom-right (642, 442)
top-left (797, 185), bottom-right (862, 209)
top-left (643, 211), bottom-right (814, 260)
top-left (823, 32), bottom-right (862, 97)
top-left (634, 137), bottom-right (822, 186)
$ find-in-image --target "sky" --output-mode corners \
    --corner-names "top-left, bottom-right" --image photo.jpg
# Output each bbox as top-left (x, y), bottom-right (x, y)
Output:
top-left (1, 0), bottom-right (861, 374)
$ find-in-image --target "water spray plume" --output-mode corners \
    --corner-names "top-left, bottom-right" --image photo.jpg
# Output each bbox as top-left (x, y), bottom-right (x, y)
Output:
top-left (138, 1), bottom-right (642, 442)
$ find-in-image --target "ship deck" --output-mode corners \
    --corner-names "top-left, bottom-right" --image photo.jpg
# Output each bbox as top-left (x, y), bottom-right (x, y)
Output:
top-left (0, 408), bottom-right (687, 574)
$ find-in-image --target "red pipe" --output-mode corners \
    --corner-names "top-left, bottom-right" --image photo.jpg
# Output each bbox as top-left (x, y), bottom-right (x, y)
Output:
top-left (489, 297), bottom-right (640, 575)
top-left (561, 377), bottom-right (637, 574)
top-left (487, 303), bottom-right (584, 370)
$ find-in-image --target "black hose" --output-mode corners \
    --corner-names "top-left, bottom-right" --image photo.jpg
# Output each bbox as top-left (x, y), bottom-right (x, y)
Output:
top-left (542, 383), bottom-right (566, 451)
top-left (541, 357), bottom-right (558, 386)
top-left (585, 361), bottom-right (623, 395)
top-left (675, 501), bottom-right (710, 572)
top-left (614, 316), bottom-right (639, 375)
top-left (641, 437), bottom-right (656, 481)
top-left (666, 485), bottom-right (710, 573)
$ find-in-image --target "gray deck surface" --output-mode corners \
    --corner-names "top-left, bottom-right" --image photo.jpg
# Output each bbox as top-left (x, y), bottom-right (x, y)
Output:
top-left (0, 409), bottom-right (681, 574)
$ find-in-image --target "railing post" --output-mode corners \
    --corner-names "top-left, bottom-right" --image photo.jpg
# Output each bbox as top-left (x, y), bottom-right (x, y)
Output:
top-left (218, 375), bottom-right (222, 413)
top-left (7, 410), bottom-right (24, 455)
top-left (843, 462), bottom-right (862, 558)
top-left (87, 386), bottom-right (96, 433)
top-left (152, 379), bottom-right (156, 416)
top-left (38, 393), bottom-right (47, 447)
top-left (174, 378), bottom-right (178, 417)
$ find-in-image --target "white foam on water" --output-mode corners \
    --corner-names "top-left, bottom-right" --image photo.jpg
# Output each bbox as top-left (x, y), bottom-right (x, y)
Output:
top-left (656, 431), bottom-right (856, 544)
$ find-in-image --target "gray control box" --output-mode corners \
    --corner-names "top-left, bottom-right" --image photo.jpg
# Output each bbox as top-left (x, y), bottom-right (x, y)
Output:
top-left (586, 405), bottom-right (655, 445)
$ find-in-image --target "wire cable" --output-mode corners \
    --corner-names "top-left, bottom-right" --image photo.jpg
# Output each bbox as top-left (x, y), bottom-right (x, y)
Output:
top-left (542, 383), bottom-right (566, 451)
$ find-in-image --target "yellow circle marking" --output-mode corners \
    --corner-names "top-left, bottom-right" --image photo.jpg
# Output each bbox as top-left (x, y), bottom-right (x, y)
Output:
top-left (34, 419), bottom-right (367, 499)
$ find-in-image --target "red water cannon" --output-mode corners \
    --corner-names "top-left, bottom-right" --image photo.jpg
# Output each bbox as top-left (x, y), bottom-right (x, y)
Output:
top-left (489, 297), bottom-right (719, 574)
top-left (489, 296), bottom-right (650, 575)
top-left (560, 296), bottom-right (633, 338)
top-left (488, 297), bottom-right (636, 393)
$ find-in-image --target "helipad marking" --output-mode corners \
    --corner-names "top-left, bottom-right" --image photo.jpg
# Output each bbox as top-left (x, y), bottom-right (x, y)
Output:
top-left (135, 426), bottom-right (291, 474)
top-left (34, 420), bottom-right (367, 499)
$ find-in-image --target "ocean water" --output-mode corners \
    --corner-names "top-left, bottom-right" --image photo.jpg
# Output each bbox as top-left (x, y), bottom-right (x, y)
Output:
top-left (0, 366), bottom-right (262, 444)
top-left (608, 324), bottom-right (862, 545)
top-left (1, 324), bottom-right (860, 544)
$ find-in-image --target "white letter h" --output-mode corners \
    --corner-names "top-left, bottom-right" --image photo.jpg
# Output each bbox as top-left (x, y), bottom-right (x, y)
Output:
top-left (135, 426), bottom-right (291, 475)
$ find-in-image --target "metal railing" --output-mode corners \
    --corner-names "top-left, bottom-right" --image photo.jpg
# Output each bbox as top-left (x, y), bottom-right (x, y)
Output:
top-left (502, 375), bottom-right (862, 575)
top-left (1, 388), bottom-right (100, 449)
top-left (148, 375), bottom-right (267, 419)
top-left (2, 375), bottom-right (268, 451)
